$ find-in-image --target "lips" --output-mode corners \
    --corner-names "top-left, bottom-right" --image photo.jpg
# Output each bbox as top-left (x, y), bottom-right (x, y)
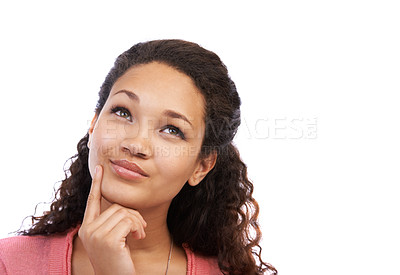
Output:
top-left (110, 159), bottom-right (149, 180)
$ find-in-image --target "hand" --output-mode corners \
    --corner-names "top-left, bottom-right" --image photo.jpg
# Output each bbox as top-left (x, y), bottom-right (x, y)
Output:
top-left (78, 165), bottom-right (147, 275)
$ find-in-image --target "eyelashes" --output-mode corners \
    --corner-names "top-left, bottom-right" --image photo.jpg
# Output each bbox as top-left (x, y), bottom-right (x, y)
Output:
top-left (111, 105), bottom-right (132, 121)
top-left (160, 125), bottom-right (186, 140)
top-left (110, 105), bottom-right (186, 140)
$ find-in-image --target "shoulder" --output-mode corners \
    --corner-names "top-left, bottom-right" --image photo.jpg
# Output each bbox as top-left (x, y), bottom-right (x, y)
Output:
top-left (183, 244), bottom-right (223, 275)
top-left (0, 227), bottom-right (79, 274)
top-left (0, 234), bottom-right (52, 274)
top-left (0, 234), bottom-right (50, 258)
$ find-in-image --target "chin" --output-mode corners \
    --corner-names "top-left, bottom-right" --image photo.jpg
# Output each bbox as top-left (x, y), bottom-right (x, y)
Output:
top-left (101, 181), bottom-right (145, 209)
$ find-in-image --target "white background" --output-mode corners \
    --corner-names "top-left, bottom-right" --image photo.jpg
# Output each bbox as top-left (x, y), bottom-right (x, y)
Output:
top-left (0, 1), bottom-right (399, 274)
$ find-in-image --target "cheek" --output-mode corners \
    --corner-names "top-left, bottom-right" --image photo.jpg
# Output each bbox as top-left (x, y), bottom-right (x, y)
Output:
top-left (88, 126), bottom-right (120, 177)
top-left (154, 144), bottom-right (200, 182)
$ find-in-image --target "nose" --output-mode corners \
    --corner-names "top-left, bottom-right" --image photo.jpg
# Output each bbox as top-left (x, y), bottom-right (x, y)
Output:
top-left (120, 122), bottom-right (153, 159)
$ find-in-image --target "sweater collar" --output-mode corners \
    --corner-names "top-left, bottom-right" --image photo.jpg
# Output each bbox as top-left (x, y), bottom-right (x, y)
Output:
top-left (48, 225), bottom-right (80, 275)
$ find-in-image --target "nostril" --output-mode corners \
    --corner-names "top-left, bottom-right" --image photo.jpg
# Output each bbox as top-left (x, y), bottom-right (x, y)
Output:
top-left (122, 145), bottom-right (148, 159)
top-left (136, 152), bottom-right (147, 158)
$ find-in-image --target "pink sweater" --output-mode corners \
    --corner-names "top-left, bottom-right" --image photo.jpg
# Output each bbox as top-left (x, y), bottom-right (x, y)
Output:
top-left (0, 226), bottom-right (222, 274)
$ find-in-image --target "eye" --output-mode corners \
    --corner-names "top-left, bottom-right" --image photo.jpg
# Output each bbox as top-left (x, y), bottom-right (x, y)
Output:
top-left (111, 106), bottom-right (132, 121)
top-left (161, 125), bottom-right (186, 140)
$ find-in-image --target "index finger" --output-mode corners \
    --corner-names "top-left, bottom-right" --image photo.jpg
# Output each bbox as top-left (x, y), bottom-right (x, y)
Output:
top-left (82, 165), bottom-right (103, 224)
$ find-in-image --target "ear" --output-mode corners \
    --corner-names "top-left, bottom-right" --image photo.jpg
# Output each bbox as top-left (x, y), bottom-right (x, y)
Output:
top-left (87, 114), bottom-right (98, 148)
top-left (188, 152), bottom-right (217, 186)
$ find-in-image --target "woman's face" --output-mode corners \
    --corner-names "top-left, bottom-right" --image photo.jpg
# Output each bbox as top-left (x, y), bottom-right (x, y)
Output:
top-left (87, 62), bottom-right (213, 210)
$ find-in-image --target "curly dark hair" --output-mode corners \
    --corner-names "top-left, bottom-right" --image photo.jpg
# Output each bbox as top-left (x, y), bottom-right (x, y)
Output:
top-left (19, 39), bottom-right (276, 274)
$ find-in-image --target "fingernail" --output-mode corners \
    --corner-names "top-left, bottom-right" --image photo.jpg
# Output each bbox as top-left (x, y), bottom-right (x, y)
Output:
top-left (95, 165), bottom-right (99, 174)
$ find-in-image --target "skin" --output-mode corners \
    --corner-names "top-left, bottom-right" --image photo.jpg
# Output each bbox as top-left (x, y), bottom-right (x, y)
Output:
top-left (72, 62), bottom-right (217, 274)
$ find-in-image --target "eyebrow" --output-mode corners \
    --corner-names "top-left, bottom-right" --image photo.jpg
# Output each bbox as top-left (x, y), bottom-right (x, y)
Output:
top-left (163, 110), bottom-right (193, 128)
top-left (114, 89), bottom-right (193, 128)
top-left (114, 89), bottom-right (140, 102)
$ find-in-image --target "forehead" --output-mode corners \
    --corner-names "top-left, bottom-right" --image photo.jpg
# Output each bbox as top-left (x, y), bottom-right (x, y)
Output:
top-left (110, 62), bottom-right (205, 124)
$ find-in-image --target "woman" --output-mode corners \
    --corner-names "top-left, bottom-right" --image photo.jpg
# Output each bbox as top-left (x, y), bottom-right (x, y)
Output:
top-left (0, 39), bottom-right (276, 274)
